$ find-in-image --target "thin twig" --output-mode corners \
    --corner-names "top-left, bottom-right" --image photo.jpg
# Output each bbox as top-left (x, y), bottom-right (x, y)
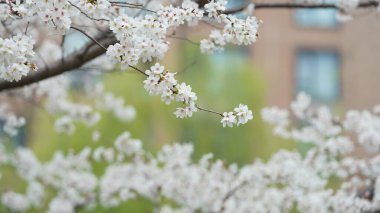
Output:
top-left (167, 35), bottom-right (200, 46)
top-left (109, 1), bottom-right (142, 7)
top-left (135, 0), bottom-right (153, 17)
top-left (70, 26), bottom-right (107, 50)
top-left (24, 21), bottom-right (29, 35)
top-left (218, 181), bottom-right (248, 213)
top-left (128, 65), bottom-right (148, 76)
top-left (177, 59), bottom-right (198, 75)
top-left (68, 1), bottom-right (110, 22)
top-left (111, 4), bottom-right (157, 13)
top-left (196, 104), bottom-right (223, 117)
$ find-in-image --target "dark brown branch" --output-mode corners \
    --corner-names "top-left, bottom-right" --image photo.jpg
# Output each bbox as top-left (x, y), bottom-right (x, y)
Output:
top-left (0, 34), bottom-right (117, 92)
top-left (224, 1), bottom-right (379, 14)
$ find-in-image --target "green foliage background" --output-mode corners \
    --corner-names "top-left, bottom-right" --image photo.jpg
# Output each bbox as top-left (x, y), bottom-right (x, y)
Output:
top-left (0, 44), bottom-right (295, 212)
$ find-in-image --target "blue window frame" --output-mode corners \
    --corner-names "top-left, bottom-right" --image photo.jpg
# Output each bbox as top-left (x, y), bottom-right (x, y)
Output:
top-left (295, 0), bottom-right (337, 28)
top-left (295, 49), bottom-right (340, 103)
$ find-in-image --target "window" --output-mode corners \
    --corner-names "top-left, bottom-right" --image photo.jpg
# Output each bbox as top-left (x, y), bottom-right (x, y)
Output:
top-left (295, 49), bottom-right (340, 103)
top-left (294, 0), bottom-right (337, 28)
top-left (226, 0), bottom-right (246, 9)
top-left (210, 47), bottom-right (249, 72)
top-left (208, 47), bottom-right (249, 92)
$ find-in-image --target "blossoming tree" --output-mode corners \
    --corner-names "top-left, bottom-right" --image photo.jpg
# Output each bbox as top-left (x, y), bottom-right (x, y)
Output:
top-left (1, 0), bottom-right (380, 212)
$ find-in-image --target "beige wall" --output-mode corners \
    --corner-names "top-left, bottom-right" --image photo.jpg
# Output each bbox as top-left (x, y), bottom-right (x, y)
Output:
top-left (252, 8), bottom-right (380, 110)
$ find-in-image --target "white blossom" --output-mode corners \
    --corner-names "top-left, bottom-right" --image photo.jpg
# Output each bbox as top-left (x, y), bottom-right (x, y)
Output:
top-left (221, 112), bottom-right (236, 127)
top-left (47, 198), bottom-right (74, 213)
top-left (55, 116), bottom-right (75, 135)
top-left (0, 34), bottom-right (35, 82)
top-left (204, 0), bottom-right (227, 19)
top-left (234, 104), bottom-right (253, 126)
top-left (223, 16), bottom-right (259, 45)
top-left (336, 0), bottom-right (360, 11)
top-left (1, 191), bottom-right (30, 212)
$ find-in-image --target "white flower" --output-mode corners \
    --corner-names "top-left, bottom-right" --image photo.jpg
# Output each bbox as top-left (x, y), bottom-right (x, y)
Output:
top-left (261, 107), bottom-right (289, 127)
top-left (176, 83), bottom-right (197, 104)
top-left (174, 103), bottom-right (197, 118)
top-left (223, 16), bottom-right (259, 45)
top-left (143, 75), bottom-right (161, 95)
top-left (336, 0), bottom-right (359, 11)
top-left (114, 132), bottom-right (142, 156)
top-left (1, 191), bottom-right (30, 212)
top-left (93, 147), bottom-right (114, 163)
top-left (291, 92), bottom-right (311, 119)
top-left (234, 104), bottom-right (253, 126)
top-left (54, 116), bottom-right (75, 135)
top-left (0, 34), bottom-right (35, 82)
top-left (3, 114), bottom-right (25, 136)
top-left (146, 63), bottom-right (165, 75)
top-left (200, 30), bottom-right (226, 54)
top-left (204, 0), bottom-right (227, 19)
top-left (47, 198), bottom-right (74, 213)
top-left (27, 182), bottom-right (45, 208)
top-left (221, 112), bottom-right (237, 127)
top-left (161, 88), bottom-right (175, 105)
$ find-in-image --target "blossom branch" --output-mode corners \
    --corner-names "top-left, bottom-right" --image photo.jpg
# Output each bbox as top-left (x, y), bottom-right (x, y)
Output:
top-left (0, 33), bottom-right (117, 91)
top-left (224, 0), bottom-right (379, 14)
top-left (196, 104), bottom-right (223, 117)
top-left (68, 1), bottom-right (110, 22)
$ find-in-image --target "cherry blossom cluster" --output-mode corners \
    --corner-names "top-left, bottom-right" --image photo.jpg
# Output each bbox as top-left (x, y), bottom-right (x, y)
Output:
top-left (0, 0), bottom-right (260, 126)
top-left (261, 92), bottom-right (380, 193)
top-left (204, 0), bottom-right (227, 19)
top-left (143, 63), bottom-right (253, 126)
top-left (2, 116), bottom-right (380, 213)
top-left (5, 77), bottom-right (135, 136)
top-left (107, 14), bottom-right (168, 66)
top-left (201, 12), bottom-right (259, 54)
top-left (200, 30), bottom-right (225, 54)
top-left (0, 34), bottom-right (36, 82)
top-left (221, 104), bottom-right (253, 127)
top-left (107, 0), bottom-right (204, 66)
top-left (262, 92), bottom-right (380, 154)
top-left (22, 0), bottom-right (74, 35)
top-left (143, 63), bottom-right (198, 119)
top-left (75, 0), bottom-right (113, 19)
top-left (1, 0), bottom-right (111, 33)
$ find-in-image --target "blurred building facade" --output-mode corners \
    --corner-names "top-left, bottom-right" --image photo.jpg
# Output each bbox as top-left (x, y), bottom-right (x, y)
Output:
top-left (252, 3), bottom-right (380, 110)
